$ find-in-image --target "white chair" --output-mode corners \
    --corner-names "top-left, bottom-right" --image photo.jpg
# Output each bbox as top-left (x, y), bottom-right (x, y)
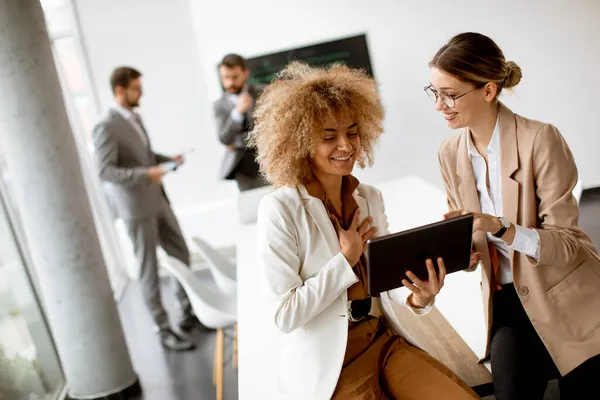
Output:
top-left (161, 256), bottom-right (237, 400)
top-left (190, 237), bottom-right (237, 294)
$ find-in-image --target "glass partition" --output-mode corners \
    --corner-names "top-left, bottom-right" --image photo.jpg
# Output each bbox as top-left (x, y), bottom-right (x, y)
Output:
top-left (0, 175), bottom-right (65, 400)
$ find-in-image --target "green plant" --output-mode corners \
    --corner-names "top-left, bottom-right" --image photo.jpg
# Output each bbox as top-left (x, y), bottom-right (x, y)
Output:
top-left (0, 346), bottom-right (46, 399)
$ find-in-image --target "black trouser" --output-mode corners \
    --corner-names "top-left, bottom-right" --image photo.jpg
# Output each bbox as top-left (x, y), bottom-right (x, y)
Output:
top-left (490, 284), bottom-right (600, 400)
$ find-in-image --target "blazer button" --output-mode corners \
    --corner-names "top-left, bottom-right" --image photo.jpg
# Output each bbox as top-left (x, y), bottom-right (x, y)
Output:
top-left (518, 286), bottom-right (529, 296)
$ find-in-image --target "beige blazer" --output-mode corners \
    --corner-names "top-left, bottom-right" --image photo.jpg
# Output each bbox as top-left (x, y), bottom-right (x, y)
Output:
top-left (438, 102), bottom-right (600, 375)
top-left (256, 183), bottom-right (424, 400)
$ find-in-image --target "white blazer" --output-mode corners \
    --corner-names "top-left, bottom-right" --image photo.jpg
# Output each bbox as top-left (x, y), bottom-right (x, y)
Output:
top-left (256, 183), bottom-right (429, 400)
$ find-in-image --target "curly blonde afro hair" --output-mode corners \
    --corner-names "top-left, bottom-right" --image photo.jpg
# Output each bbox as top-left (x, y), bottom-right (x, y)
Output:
top-left (247, 61), bottom-right (384, 187)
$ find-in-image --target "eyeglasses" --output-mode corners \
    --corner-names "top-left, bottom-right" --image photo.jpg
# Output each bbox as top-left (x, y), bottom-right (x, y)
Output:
top-left (424, 84), bottom-right (479, 109)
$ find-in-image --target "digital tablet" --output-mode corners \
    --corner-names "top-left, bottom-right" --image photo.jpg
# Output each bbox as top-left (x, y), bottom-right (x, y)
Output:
top-left (366, 214), bottom-right (473, 296)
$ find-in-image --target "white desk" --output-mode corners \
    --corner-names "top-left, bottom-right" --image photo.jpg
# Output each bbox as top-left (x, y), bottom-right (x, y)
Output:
top-left (378, 177), bottom-right (489, 364)
top-left (236, 223), bottom-right (279, 399)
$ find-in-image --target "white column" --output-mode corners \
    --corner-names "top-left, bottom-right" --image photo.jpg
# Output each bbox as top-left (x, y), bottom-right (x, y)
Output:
top-left (0, 1), bottom-right (139, 398)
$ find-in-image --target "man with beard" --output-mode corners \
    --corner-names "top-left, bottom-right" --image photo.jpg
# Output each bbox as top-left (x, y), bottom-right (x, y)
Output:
top-left (92, 66), bottom-right (201, 351)
top-left (214, 54), bottom-right (267, 191)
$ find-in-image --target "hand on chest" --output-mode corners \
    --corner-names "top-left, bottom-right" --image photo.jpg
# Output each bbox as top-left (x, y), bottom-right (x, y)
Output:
top-left (298, 197), bottom-right (379, 279)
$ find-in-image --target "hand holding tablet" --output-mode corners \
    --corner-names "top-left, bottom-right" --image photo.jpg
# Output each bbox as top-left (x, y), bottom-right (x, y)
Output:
top-left (366, 214), bottom-right (474, 296)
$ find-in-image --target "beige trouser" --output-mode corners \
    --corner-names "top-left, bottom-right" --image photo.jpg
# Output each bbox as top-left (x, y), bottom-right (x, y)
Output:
top-left (332, 332), bottom-right (481, 400)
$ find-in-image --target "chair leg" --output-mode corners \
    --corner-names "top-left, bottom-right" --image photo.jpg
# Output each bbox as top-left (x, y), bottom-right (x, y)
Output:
top-left (233, 324), bottom-right (238, 369)
top-left (216, 328), bottom-right (224, 400)
top-left (213, 333), bottom-right (218, 385)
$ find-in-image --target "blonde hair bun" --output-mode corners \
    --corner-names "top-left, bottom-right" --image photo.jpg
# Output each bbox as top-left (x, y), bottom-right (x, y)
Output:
top-left (503, 61), bottom-right (522, 89)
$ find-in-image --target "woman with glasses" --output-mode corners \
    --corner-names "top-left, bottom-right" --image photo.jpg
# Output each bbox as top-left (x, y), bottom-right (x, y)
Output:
top-left (428, 32), bottom-right (600, 400)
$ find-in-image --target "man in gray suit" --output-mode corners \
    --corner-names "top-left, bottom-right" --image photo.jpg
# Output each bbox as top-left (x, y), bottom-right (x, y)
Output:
top-left (93, 67), bottom-right (199, 351)
top-left (214, 54), bottom-right (268, 191)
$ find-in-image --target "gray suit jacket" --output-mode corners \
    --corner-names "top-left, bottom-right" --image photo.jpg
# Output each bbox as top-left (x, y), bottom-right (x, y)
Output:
top-left (92, 108), bottom-right (172, 220)
top-left (213, 84), bottom-right (265, 180)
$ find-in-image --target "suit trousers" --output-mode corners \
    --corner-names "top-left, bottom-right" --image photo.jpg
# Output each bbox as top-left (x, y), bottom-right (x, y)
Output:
top-left (490, 284), bottom-right (600, 400)
top-left (123, 198), bottom-right (192, 329)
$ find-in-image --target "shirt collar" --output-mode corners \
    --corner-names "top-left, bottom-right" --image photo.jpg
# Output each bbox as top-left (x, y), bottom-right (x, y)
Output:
top-left (111, 101), bottom-right (136, 121)
top-left (304, 174), bottom-right (360, 203)
top-left (227, 93), bottom-right (239, 105)
top-left (466, 114), bottom-right (501, 159)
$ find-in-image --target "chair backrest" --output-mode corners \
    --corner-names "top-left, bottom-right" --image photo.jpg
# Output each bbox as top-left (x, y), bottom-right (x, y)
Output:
top-left (161, 257), bottom-right (237, 328)
top-left (238, 185), bottom-right (274, 225)
top-left (191, 237), bottom-right (237, 294)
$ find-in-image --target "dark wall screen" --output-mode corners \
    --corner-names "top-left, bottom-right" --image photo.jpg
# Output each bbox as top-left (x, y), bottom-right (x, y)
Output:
top-left (244, 34), bottom-right (373, 85)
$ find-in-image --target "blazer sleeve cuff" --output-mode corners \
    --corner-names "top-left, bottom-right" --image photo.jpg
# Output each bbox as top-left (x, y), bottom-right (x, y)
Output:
top-left (508, 224), bottom-right (540, 259)
top-left (527, 228), bottom-right (552, 267)
top-left (334, 252), bottom-right (359, 288)
top-left (230, 109), bottom-right (244, 122)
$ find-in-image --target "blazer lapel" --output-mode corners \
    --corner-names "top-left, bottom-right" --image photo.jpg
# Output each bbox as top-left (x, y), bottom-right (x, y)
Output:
top-left (353, 188), bottom-right (370, 222)
top-left (498, 102), bottom-right (520, 265)
top-left (110, 109), bottom-right (149, 150)
top-left (298, 183), bottom-right (371, 258)
top-left (455, 129), bottom-right (495, 336)
top-left (298, 185), bottom-right (341, 257)
top-left (220, 94), bottom-right (236, 114)
top-left (456, 129), bottom-right (482, 214)
top-left (133, 113), bottom-right (152, 145)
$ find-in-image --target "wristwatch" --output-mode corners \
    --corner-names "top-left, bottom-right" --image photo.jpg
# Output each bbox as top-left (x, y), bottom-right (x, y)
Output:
top-left (493, 217), bottom-right (511, 238)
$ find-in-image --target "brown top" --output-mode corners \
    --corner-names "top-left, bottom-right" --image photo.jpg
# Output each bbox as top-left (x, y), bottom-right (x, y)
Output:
top-left (304, 175), bottom-right (382, 367)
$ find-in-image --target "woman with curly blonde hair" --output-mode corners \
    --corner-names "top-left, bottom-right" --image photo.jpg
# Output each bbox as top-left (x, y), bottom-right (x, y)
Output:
top-left (250, 62), bottom-right (479, 400)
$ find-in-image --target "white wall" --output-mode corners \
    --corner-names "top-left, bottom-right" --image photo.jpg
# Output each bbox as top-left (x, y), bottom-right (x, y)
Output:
top-left (75, 0), bottom-right (236, 217)
top-left (190, 0), bottom-right (600, 189)
top-left (74, 0), bottom-right (599, 248)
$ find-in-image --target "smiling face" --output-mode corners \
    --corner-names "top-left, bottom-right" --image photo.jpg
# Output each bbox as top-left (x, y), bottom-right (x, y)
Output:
top-left (310, 110), bottom-right (360, 182)
top-left (429, 67), bottom-right (499, 130)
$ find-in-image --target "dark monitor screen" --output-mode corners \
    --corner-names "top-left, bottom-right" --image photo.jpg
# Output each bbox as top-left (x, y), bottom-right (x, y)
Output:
top-left (244, 34), bottom-right (373, 85)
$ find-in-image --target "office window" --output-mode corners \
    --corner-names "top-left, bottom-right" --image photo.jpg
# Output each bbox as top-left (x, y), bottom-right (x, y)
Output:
top-left (40, 0), bottom-right (130, 299)
top-left (41, 0), bottom-right (98, 145)
top-left (0, 181), bottom-right (65, 400)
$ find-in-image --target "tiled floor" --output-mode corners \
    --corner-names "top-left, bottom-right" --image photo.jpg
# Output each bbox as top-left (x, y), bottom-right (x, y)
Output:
top-left (119, 189), bottom-right (600, 400)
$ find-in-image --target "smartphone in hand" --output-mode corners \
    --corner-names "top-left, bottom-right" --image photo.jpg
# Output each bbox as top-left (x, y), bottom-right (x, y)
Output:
top-left (160, 161), bottom-right (178, 173)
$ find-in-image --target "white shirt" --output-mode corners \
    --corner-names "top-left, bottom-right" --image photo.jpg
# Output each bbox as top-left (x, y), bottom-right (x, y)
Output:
top-left (228, 93), bottom-right (245, 122)
top-left (111, 102), bottom-right (148, 147)
top-left (467, 118), bottom-right (540, 284)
